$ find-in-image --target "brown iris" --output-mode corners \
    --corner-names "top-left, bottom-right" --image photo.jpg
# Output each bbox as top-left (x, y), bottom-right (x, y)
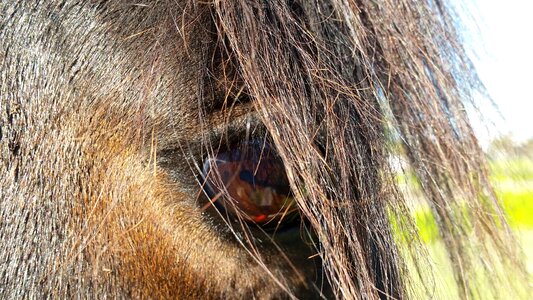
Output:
top-left (201, 141), bottom-right (298, 226)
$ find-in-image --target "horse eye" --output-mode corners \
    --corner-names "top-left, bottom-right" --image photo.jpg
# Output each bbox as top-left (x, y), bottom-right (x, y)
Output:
top-left (201, 141), bottom-right (299, 227)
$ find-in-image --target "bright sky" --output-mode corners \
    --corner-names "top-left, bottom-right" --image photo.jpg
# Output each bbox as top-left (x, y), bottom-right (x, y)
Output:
top-left (462, 0), bottom-right (533, 146)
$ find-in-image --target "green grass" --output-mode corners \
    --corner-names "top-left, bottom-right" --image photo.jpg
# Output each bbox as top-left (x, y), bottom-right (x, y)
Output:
top-left (489, 157), bottom-right (533, 182)
top-left (490, 157), bottom-right (533, 228)
top-left (412, 157), bottom-right (533, 242)
top-left (501, 190), bottom-right (533, 228)
top-left (406, 157), bottom-right (533, 298)
top-left (413, 189), bottom-right (533, 244)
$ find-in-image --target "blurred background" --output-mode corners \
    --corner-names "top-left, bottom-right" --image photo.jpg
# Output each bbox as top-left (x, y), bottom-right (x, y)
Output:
top-left (466, 0), bottom-right (532, 276)
top-left (465, 0), bottom-right (533, 146)
top-left (422, 0), bottom-right (533, 296)
top-left (396, 0), bottom-right (533, 297)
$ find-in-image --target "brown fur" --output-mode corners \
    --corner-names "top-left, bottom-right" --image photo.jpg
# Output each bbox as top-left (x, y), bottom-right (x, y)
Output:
top-left (0, 1), bottom-right (528, 299)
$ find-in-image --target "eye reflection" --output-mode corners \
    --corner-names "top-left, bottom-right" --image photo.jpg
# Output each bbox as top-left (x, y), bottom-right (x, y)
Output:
top-left (201, 141), bottom-right (298, 227)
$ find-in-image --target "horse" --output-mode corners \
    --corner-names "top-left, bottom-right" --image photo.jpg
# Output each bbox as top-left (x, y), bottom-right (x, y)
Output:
top-left (0, 1), bottom-right (528, 299)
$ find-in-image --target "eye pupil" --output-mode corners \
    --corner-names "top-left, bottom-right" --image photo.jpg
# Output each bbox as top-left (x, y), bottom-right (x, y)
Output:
top-left (239, 170), bottom-right (256, 185)
top-left (202, 141), bottom-right (298, 227)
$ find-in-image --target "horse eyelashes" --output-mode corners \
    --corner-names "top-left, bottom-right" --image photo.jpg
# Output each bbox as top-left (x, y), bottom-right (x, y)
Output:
top-left (201, 140), bottom-right (299, 228)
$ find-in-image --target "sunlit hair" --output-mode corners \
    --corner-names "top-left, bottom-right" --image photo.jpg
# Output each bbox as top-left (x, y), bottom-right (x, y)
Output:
top-left (205, 0), bottom-right (528, 299)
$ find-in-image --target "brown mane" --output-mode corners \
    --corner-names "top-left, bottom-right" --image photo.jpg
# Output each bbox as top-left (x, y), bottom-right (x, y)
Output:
top-left (212, 1), bottom-right (527, 298)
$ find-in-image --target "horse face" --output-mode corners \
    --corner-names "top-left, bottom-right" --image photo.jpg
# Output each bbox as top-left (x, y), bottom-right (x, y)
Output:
top-left (2, 1), bottom-right (527, 299)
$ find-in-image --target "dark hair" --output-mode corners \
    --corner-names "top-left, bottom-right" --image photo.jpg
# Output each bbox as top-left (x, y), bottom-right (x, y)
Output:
top-left (211, 1), bottom-right (527, 298)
